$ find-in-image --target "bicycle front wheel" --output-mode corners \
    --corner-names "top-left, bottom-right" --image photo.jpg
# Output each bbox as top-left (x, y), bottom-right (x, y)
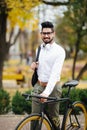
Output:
top-left (64, 101), bottom-right (87, 130)
top-left (15, 114), bottom-right (52, 130)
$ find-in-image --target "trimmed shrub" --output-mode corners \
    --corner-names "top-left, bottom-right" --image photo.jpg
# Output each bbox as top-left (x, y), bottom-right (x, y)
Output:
top-left (12, 90), bottom-right (32, 114)
top-left (12, 91), bottom-right (26, 114)
top-left (60, 88), bottom-right (87, 114)
top-left (78, 89), bottom-right (87, 109)
top-left (0, 89), bottom-right (10, 114)
top-left (23, 90), bottom-right (32, 114)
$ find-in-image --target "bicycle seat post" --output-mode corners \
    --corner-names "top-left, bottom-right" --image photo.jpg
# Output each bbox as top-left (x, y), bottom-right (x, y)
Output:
top-left (67, 86), bottom-right (71, 97)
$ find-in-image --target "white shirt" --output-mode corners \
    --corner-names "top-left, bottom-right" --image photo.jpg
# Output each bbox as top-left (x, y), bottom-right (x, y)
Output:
top-left (37, 42), bottom-right (65, 96)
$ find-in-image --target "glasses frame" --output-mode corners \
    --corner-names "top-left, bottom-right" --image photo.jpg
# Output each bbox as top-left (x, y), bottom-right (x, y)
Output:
top-left (41, 31), bottom-right (54, 35)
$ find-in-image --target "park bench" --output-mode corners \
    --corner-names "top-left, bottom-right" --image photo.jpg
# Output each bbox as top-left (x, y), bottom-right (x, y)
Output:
top-left (3, 73), bottom-right (25, 87)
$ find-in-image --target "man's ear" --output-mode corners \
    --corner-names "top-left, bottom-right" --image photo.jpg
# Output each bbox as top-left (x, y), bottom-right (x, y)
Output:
top-left (53, 31), bottom-right (55, 35)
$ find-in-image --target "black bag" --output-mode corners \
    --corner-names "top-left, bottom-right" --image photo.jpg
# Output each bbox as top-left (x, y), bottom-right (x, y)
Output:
top-left (31, 46), bottom-right (41, 87)
top-left (31, 69), bottom-right (38, 87)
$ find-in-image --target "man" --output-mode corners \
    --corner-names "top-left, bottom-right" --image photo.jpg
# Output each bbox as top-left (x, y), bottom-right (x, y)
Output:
top-left (31, 21), bottom-right (65, 129)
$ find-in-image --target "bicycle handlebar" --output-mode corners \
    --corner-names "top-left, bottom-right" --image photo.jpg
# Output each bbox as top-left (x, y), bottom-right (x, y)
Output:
top-left (22, 93), bottom-right (69, 104)
top-left (22, 93), bottom-right (57, 100)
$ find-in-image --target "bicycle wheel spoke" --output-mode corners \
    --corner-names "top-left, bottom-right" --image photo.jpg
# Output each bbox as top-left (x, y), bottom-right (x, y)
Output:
top-left (66, 112), bottom-right (85, 129)
top-left (64, 103), bottom-right (86, 130)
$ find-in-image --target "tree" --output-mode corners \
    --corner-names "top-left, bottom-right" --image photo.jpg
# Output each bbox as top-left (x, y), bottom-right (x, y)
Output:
top-left (56, 0), bottom-right (87, 80)
top-left (41, 0), bottom-right (87, 80)
top-left (0, 0), bottom-right (40, 88)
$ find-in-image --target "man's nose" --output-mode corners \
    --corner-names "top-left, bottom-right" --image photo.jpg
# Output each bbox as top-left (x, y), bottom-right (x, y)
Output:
top-left (45, 34), bottom-right (49, 37)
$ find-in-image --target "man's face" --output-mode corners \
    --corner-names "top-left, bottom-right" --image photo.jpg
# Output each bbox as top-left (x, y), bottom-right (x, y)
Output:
top-left (41, 28), bottom-right (55, 44)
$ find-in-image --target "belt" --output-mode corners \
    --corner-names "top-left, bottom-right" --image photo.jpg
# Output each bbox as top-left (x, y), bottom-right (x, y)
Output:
top-left (38, 80), bottom-right (47, 87)
top-left (38, 80), bottom-right (59, 87)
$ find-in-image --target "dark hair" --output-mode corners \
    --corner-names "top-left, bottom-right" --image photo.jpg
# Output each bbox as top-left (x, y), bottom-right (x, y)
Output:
top-left (41, 21), bottom-right (54, 31)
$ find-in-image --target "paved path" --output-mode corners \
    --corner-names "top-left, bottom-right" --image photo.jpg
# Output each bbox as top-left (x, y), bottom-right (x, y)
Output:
top-left (0, 114), bottom-right (63, 130)
top-left (0, 115), bottom-right (26, 130)
top-left (0, 114), bottom-right (85, 130)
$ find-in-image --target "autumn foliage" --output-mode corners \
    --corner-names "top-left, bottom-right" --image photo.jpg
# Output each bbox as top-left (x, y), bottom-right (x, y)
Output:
top-left (6, 0), bottom-right (41, 29)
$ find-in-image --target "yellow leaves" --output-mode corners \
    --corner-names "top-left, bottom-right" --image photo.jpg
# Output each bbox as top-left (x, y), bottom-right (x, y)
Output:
top-left (6, 0), bottom-right (40, 10)
top-left (6, 0), bottom-right (40, 30)
top-left (6, 0), bottom-right (22, 9)
top-left (27, 19), bottom-right (39, 31)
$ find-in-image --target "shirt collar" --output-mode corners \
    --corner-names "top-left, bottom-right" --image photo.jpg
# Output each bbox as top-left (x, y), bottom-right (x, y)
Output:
top-left (41, 42), bottom-right (55, 50)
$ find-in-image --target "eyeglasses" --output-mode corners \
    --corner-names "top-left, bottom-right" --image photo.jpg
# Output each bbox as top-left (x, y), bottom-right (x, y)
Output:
top-left (41, 32), bottom-right (53, 35)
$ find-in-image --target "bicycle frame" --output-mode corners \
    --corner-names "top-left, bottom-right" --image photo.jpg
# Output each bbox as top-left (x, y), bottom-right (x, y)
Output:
top-left (38, 91), bottom-right (82, 130)
top-left (38, 96), bottom-right (71, 130)
top-left (22, 80), bottom-right (83, 130)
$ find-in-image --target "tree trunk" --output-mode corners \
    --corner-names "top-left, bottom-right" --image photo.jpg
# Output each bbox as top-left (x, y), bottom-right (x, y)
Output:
top-left (72, 34), bottom-right (80, 79)
top-left (76, 63), bottom-right (87, 80)
top-left (0, 6), bottom-right (7, 88)
top-left (72, 31), bottom-right (87, 80)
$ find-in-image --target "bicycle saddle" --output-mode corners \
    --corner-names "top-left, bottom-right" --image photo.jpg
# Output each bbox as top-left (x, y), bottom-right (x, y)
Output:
top-left (62, 80), bottom-right (79, 88)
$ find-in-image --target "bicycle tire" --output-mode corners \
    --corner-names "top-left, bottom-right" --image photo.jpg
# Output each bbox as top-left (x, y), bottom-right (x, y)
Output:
top-left (15, 113), bottom-right (52, 130)
top-left (63, 101), bottom-right (87, 130)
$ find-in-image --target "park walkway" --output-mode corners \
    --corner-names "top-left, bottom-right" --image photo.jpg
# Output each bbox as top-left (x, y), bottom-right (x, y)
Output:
top-left (0, 114), bottom-right (63, 130)
top-left (0, 115), bottom-right (26, 130)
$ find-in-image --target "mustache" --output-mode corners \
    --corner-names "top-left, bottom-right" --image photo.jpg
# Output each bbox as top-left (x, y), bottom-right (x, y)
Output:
top-left (44, 38), bottom-right (50, 39)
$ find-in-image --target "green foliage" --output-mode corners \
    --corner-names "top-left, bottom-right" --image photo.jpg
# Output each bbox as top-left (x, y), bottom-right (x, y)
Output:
top-left (12, 91), bottom-right (26, 114)
top-left (56, 0), bottom-right (87, 48)
top-left (79, 89), bottom-right (87, 107)
top-left (56, 0), bottom-right (87, 80)
top-left (55, 17), bottom-right (77, 46)
top-left (60, 88), bottom-right (87, 114)
top-left (12, 90), bottom-right (32, 114)
top-left (23, 90), bottom-right (32, 114)
top-left (0, 89), bottom-right (11, 114)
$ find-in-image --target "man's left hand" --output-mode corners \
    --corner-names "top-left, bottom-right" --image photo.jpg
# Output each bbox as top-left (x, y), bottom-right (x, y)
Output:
top-left (40, 93), bottom-right (48, 102)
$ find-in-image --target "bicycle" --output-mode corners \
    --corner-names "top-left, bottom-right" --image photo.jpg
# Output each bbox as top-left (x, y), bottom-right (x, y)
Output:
top-left (15, 80), bottom-right (87, 130)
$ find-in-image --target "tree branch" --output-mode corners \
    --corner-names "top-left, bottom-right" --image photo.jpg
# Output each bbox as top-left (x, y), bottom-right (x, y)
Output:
top-left (41, 0), bottom-right (70, 6)
top-left (76, 63), bottom-right (87, 80)
top-left (9, 28), bottom-right (14, 43)
top-left (10, 29), bottom-right (21, 46)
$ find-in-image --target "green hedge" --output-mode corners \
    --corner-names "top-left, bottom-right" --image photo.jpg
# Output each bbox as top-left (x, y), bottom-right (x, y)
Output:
top-left (12, 90), bottom-right (32, 114)
top-left (60, 88), bottom-right (87, 114)
top-left (0, 89), bottom-right (11, 114)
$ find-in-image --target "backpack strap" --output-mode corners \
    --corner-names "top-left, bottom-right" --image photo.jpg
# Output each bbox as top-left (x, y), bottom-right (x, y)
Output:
top-left (35, 46), bottom-right (41, 62)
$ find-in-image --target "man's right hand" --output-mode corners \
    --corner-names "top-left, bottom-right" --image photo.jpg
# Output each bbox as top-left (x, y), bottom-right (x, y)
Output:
top-left (31, 62), bottom-right (38, 70)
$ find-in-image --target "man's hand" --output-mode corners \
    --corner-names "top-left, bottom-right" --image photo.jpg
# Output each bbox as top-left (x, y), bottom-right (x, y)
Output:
top-left (40, 93), bottom-right (48, 102)
top-left (31, 62), bottom-right (38, 70)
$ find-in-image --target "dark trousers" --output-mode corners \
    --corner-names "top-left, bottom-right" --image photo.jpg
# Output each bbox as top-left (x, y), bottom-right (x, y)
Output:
top-left (31, 82), bottom-right (62, 127)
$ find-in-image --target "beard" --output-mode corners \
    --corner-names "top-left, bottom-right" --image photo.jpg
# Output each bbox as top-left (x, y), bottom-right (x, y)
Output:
top-left (43, 38), bottom-right (53, 44)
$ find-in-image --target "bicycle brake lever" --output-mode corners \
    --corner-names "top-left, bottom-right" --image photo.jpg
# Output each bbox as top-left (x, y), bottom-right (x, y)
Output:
top-left (22, 93), bottom-right (30, 101)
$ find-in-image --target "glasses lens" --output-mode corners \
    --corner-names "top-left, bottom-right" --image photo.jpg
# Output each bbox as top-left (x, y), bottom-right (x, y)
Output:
top-left (41, 32), bottom-right (53, 35)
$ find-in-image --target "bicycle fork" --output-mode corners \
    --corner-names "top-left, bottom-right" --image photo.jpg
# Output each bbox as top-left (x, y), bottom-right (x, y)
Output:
top-left (36, 103), bottom-right (46, 130)
top-left (38, 112), bottom-right (44, 130)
